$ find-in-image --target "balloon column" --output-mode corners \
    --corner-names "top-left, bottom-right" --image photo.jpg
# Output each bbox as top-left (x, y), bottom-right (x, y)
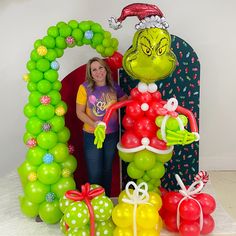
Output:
top-left (19, 19), bottom-right (120, 223)
top-left (94, 3), bottom-right (200, 191)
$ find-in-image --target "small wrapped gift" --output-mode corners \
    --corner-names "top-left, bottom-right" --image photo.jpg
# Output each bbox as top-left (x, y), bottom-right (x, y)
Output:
top-left (161, 171), bottom-right (216, 236)
top-left (59, 183), bottom-right (114, 236)
top-left (112, 181), bottom-right (162, 236)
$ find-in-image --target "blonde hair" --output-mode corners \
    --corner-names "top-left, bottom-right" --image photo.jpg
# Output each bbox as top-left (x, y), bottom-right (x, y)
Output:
top-left (86, 57), bottom-right (114, 91)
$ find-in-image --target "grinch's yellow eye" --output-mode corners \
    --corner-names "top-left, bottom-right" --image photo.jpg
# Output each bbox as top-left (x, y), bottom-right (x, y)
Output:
top-left (141, 44), bottom-right (152, 56)
top-left (157, 45), bottom-right (167, 56)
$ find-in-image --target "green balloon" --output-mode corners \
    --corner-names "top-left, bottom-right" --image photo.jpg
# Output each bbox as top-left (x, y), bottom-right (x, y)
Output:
top-left (91, 23), bottom-right (102, 33)
top-left (17, 161), bottom-right (37, 187)
top-left (36, 104), bottom-right (55, 120)
top-left (48, 90), bottom-right (61, 105)
top-left (127, 162), bottom-right (144, 179)
top-left (104, 47), bottom-right (115, 57)
top-left (61, 155), bottom-right (77, 173)
top-left (39, 200), bottom-right (63, 224)
top-left (44, 69), bottom-right (59, 82)
top-left (36, 58), bottom-right (50, 72)
top-left (71, 28), bottom-right (83, 41)
top-left (24, 180), bottom-right (50, 204)
top-left (24, 103), bottom-right (36, 118)
top-left (76, 41), bottom-right (84, 46)
top-left (96, 45), bottom-right (105, 54)
top-left (47, 26), bottom-right (59, 38)
top-left (104, 31), bottom-right (111, 38)
top-left (23, 132), bottom-right (36, 144)
top-left (37, 163), bottom-right (62, 185)
top-left (57, 127), bottom-right (70, 143)
top-left (55, 48), bottom-right (64, 58)
top-left (37, 79), bottom-right (52, 94)
top-left (82, 38), bottom-right (91, 45)
top-left (29, 70), bottom-right (43, 83)
top-left (155, 116), bottom-right (164, 128)
top-left (68, 20), bottom-right (79, 29)
top-left (55, 36), bottom-right (67, 49)
top-left (56, 21), bottom-right (67, 28)
top-left (111, 38), bottom-right (119, 48)
top-left (19, 196), bottom-right (39, 218)
top-left (59, 25), bottom-right (72, 37)
top-left (49, 143), bottom-right (69, 163)
top-left (102, 38), bottom-right (111, 47)
top-left (56, 101), bottom-right (68, 112)
top-left (179, 115), bottom-right (188, 126)
top-left (156, 152), bottom-right (173, 163)
top-left (78, 21), bottom-right (91, 32)
top-left (146, 161), bottom-right (165, 179)
top-left (26, 60), bottom-right (36, 71)
top-left (118, 151), bottom-right (134, 162)
top-left (67, 225), bottom-right (90, 236)
top-left (51, 177), bottom-right (76, 198)
top-left (52, 80), bottom-right (62, 91)
top-left (49, 116), bottom-right (65, 132)
top-left (166, 117), bottom-right (179, 131)
top-left (34, 39), bottom-right (42, 49)
top-left (92, 33), bottom-right (104, 47)
top-left (96, 219), bottom-right (115, 236)
top-left (30, 49), bottom-right (43, 61)
top-left (156, 129), bottom-right (163, 140)
top-left (142, 173), bottom-right (151, 182)
top-left (27, 81), bottom-right (37, 92)
top-left (59, 196), bottom-right (74, 214)
top-left (28, 91), bottom-right (42, 107)
top-left (42, 35), bottom-right (56, 49)
top-left (26, 146), bottom-right (46, 166)
top-left (45, 49), bottom-right (57, 61)
top-left (133, 150), bottom-right (156, 171)
top-left (37, 131), bottom-right (58, 149)
top-left (26, 117), bottom-right (43, 135)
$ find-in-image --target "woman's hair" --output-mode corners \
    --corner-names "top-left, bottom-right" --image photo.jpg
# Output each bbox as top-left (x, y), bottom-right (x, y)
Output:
top-left (85, 57), bottom-right (114, 91)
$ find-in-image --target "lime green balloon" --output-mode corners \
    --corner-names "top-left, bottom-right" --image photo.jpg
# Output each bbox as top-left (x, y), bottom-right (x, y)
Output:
top-left (36, 104), bottom-right (55, 120)
top-left (26, 60), bottom-right (36, 71)
top-left (104, 47), bottom-right (114, 57)
top-left (26, 117), bottom-right (43, 135)
top-left (156, 129), bottom-right (163, 140)
top-left (57, 21), bottom-right (67, 28)
top-left (72, 28), bottom-right (83, 41)
top-left (166, 117), bottom-right (179, 131)
top-left (127, 162), bottom-right (144, 179)
top-left (39, 200), bottom-right (63, 224)
top-left (49, 143), bottom-right (69, 162)
top-left (49, 116), bottom-right (65, 132)
top-left (59, 25), bottom-right (72, 37)
top-left (27, 81), bottom-right (37, 92)
top-left (47, 26), bottom-right (59, 38)
top-left (146, 161), bottom-right (165, 179)
top-left (67, 226), bottom-right (90, 236)
top-left (57, 127), bottom-right (70, 143)
top-left (51, 177), bottom-right (76, 198)
top-left (118, 151), bottom-right (134, 162)
top-left (23, 132), bottom-right (36, 144)
top-left (28, 91), bottom-right (42, 107)
top-left (26, 146), bottom-right (46, 166)
top-left (82, 37), bottom-right (91, 45)
top-left (44, 69), bottom-right (59, 82)
top-left (55, 36), bottom-right (67, 49)
top-left (30, 49), bottom-right (43, 61)
top-left (52, 80), bottom-right (62, 91)
top-left (56, 101), bottom-right (68, 112)
top-left (37, 131), bottom-right (58, 149)
top-left (96, 45), bottom-right (105, 54)
top-left (78, 21), bottom-right (90, 32)
top-left (55, 48), bottom-right (64, 58)
top-left (42, 36), bottom-right (55, 49)
top-left (68, 20), bottom-right (79, 29)
top-left (111, 38), bottom-right (119, 48)
top-left (96, 219), bottom-right (115, 235)
top-left (146, 181), bottom-right (154, 191)
top-left (34, 39), bottom-right (42, 49)
top-left (45, 49), bottom-right (57, 61)
top-left (24, 103), bottom-right (36, 118)
top-left (24, 180), bottom-right (50, 204)
top-left (155, 116), bottom-right (164, 128)
top-left (104, 31), bottom-right (111, 38)
top-left (36, 58), bottom-right (50, 72)
top-left (92, 33), bottom-right (104, 47)
top-left (29, 69), bottom-right (43, 83)
top-left (133, 150), bottom-right (156, 171)
top-left (102, 38), bottom-right (111, 47)
top-left (59, 196), bottom-right (74, 214)
top-left (91, 23), bottom-right (102, 33)
top-left (149, 178), bottom-right (161, 187)
top-left (48, 90), bottom-right (61, 105)
top-left (17, 161), bottom-right (37, 187)
top-left (142, 173), bottom-right (151, 182)
top-left (156, 152), bottom-right (173, 163)
top-left (61, 155), bottom-right (77, 173)
top-left (19, 196), bottom-right (39, 218)
top-left (37, 163), bottom-right (61, 185)
top-left (179, 115), bottom-right (188, 126)
top-left (37, 79), bottom-right (52, 94)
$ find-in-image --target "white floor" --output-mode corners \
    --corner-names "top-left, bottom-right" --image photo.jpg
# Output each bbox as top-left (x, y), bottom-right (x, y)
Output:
top-left (0, 171), bottom-right (236, 236)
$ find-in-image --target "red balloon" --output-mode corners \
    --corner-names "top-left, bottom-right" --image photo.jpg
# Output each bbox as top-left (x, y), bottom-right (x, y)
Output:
top-left (179, 221), bottom-right (200, 236)
top-left (137, 91), bottom-right (152, 103)
top-left (194, 193), bottom-right (216, 215)
top-left (126, 101), bottom-right (143, 119)
top-left (201, 214), bottom-right (215, 235)
top-left (150, 136), bottom-right (167, 150)
top-left (133, 117), bottom-right (157, 138)
top-left (121, 131), bottom-right (141, 148)
top-left (163, 212), bottom-right (178, 232)
top-left (122, 115), bottom-right (135, 130)
top-left (130, 87), bottom-right (141, 99)
top-left (151, 91), bottom-right (162, 101)
top-left (162, 192), bottom-right (183, 213)
top-left (106, 51), bottom-right (123, 69)
top-left (179, 199), bottom-right (201, 221)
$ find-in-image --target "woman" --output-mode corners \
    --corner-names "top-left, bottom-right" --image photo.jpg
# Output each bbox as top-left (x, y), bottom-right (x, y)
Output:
top-left (76, 57), bottom-right (127, 196)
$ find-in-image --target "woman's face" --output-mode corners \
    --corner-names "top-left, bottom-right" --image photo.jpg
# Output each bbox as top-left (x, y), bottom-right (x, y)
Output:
top-left (90, 61), bottom-right (107, 86)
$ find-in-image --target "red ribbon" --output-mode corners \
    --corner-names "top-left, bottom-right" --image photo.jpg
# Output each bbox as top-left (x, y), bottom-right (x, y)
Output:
top-left (65, 183), bottom-right (105, 236)
top-left (157, 107), bottom-right (178, 118)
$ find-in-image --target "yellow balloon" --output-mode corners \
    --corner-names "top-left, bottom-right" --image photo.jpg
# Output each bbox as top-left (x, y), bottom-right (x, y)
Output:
top-left (138, 229), bottom-right (160, 236)
top-left (148, 192), bottom-right (162, 211)
top-left (156, 217), bottom-right (163, 233)
top-left (136, 204), bottom-right (159, 229)
top-left (113, 227), bottom-right (133, 236)
top-left (118, 189), bottom-right (134, 204)
top-left (112, 203), bottom-right (134, 228)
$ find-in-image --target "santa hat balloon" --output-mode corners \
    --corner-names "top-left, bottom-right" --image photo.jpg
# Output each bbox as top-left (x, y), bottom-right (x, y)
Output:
top-left (109, 3), bottom-right (169, 30)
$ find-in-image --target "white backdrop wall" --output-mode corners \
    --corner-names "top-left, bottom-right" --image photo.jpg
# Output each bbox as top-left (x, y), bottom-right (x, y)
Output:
top-left (0, 0), bottom-right (236, 177)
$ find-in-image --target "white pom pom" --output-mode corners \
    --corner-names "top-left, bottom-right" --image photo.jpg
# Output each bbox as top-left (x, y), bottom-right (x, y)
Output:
top-left (141, 103), bottom-right (149, 111)
top-left (138, 82), bottom-right (148, 93)
top-left (148, 83), bottom-right (157, 93)
top-left (141, 138), bottom-right (150, 146)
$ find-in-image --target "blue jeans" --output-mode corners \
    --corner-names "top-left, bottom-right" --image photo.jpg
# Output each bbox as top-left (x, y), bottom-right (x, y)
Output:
top-left (83, 131), bottom-right (119, 196)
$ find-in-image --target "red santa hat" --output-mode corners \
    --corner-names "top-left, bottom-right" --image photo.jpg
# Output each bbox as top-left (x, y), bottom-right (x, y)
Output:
top-left (109, 3), bottom-right (169, 30)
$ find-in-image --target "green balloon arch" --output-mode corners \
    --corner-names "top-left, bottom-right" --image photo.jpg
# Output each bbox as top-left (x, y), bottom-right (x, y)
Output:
top-left (18, 19), bottom-right (119, 224)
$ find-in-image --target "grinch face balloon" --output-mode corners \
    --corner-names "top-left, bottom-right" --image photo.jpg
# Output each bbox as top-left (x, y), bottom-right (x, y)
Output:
top-left (123, 27), bottom-right (176, 83)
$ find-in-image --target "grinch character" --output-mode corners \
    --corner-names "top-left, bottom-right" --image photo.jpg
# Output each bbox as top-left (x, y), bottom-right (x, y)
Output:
top-left (94, 3), bottom-right (199, 191)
